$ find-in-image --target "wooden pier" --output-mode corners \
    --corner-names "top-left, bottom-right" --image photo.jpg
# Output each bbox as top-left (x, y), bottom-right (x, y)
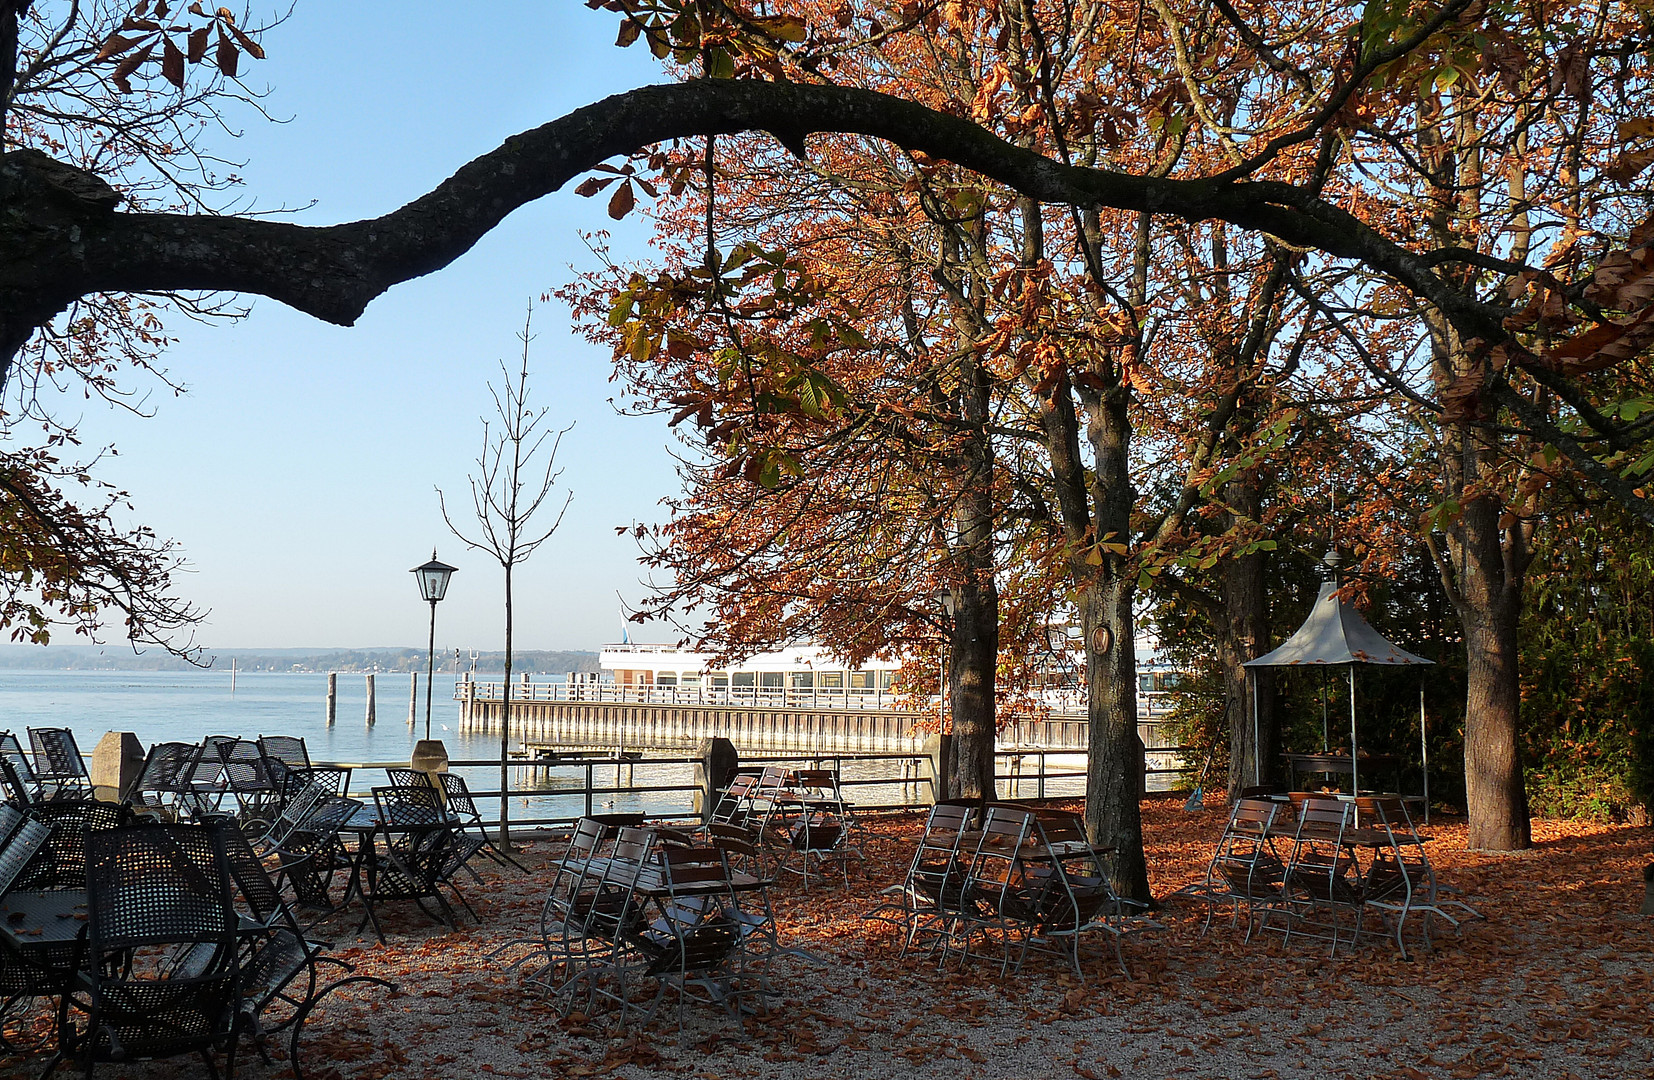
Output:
top-left (454, 680), bottom-right (1180, 758)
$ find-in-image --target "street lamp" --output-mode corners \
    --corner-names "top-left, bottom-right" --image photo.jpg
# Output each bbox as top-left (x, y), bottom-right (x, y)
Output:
top-left (411, 550), bottom-right (458, 740)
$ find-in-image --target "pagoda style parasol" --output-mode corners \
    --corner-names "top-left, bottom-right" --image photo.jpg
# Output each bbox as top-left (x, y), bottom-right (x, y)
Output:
top-left (1244, 552), bottom-right (1434, 806)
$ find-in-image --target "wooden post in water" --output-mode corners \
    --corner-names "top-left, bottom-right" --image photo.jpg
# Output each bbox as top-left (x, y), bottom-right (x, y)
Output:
top-left (365, 673), bottom-right (377, 726)
top-left (326, 673), bottom-right (337, 726)
top-left (408, 671), bottom-right (419, 726)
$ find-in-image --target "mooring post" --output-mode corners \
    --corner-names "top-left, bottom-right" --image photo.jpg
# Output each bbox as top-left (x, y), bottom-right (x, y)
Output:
top-left (921, 732), bottom-right (949, 805)
top-left (694, 737), bottom-right (739, 823)
top-left (326, 673), bottom-right (337, 726)
top-left (408, 671), bottom-right (418, 726)
top-left (365, 673), bottom-right (376, 727)
top-left (90, 731), bottom-right (144, 803)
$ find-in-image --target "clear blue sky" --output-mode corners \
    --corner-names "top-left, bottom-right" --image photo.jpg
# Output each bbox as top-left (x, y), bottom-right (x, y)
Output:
top-left (70, 3), bottom-right (683, 655)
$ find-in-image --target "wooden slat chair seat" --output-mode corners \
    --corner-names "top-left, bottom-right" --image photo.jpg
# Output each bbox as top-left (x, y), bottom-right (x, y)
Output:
top-left (778, 769), bottom-right (864, 889)
top-left (632, 845), bottom-right (750, 1032)
top-left (708, 773), bottom-right (759, 828)
top-left (959, 805), bottom-right (1041, 974)
top-left (570, 827), bottom-right (657, 1019)
top-left (1195, 798), bottom-right (1289, 941)
top-left (863, 801), bottom-right (974, 960)
top-left (1353, 796), bottom-right (1482, 959)
top-left (1022, 809), bottom-right (1155, 981)
top-left (519, 817), bottom-right (615, 986)
top-left (1280, 797), bottom-right (1364, 953)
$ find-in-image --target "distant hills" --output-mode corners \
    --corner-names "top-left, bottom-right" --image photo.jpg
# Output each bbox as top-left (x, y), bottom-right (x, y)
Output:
top-left (0, 645), bottom-right (601, 675)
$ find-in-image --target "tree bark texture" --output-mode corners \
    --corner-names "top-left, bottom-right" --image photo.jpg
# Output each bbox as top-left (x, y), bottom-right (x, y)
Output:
top-left (1223, 477), bottom-right (1274, 796)
top-left (1081, 382), bottom-right (1150, 904)
top-left (1450, 494), bottom-right (1532, 850)
top-left (947, 346), bottom-right (999, 802)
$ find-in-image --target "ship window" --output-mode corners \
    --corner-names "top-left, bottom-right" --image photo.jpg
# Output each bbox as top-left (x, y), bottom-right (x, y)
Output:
top-left (732, 672), bottom-right (755, 688)
top-left (710, 672), bottom-right (728, 688)
top-left (879, 670), bottom-right (895, 689)
top-left (849, 671), bottom-right (875, 689)
top-left (680, 672), bottom-right (700, 686)
top-left (1139, 674), bottom-right (1153, 692)
top-left (759, 672), bottom-right (784, 689)
top-left (656, 673), bottom-right (677, 686)
top-left (818, 671), bottom-right (843, 689)
top-left (790, 671), bottom-right (813, 688)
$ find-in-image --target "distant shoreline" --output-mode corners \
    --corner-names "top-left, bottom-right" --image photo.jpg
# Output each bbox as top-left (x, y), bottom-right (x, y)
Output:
top-left (0, 647), bottom-right (600, 675)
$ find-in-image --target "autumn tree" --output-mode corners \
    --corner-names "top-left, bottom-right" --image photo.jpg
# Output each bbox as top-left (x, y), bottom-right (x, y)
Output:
top-left (0, 0), bottom-right (269, 654)
top-left (7, 0), bottom-right (1654, 855)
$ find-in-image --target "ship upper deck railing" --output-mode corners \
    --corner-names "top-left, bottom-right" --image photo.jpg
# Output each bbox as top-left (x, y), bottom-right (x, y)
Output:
top-left (453, 677), bottom-right (1178, 720)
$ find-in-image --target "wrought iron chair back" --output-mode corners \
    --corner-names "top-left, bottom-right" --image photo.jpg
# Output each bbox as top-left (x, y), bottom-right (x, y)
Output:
top-left (27, 728), bottom-right (89, 796)
top-left (47, 822), bottom-right (241, 1079)
top-left (0, 732), bottom-right (40, 803)
top-left (15, 799), bottom-right (130, 891)
top-left (257, 735), bottom-right (310, 769)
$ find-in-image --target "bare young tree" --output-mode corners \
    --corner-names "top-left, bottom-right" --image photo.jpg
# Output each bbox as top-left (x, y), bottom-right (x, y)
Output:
top-left (439, 304), bottom-right (572, 850)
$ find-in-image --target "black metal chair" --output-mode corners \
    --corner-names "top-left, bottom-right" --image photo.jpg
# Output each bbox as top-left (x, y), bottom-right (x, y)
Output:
top-left (436, 772), bottom-right (526, 874)
top-left (14, 800), bottom-right (130, 892)
top-left (363, 787), bottom-right (478, 939)
top-left (0, 732), bottom-right (42, 804)
top-left (383, 767), bottom-right (435, 789)
top-left (46, 823), bottom-right (243, 1080)
top-left (268, 794), bottom-right (361, 917)
top-left (123, 742), bottom-right (201, 820)
top-left (211, 821), bottom-right (395, 1080)
top-left (255, 736), bottom-right (310, 769)
top-left (27, 728), bottom-right (91, 799)
top-left (218, 740), bottom-right (278, 824)
top-left (0, 815), bottom-right (62, 1050)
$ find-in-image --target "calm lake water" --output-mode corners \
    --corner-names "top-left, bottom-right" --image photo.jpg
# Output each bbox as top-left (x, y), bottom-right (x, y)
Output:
top-left (0, 668), bottom-right (708, 822)
top-left (0, 668), bottom-right (1018, 822)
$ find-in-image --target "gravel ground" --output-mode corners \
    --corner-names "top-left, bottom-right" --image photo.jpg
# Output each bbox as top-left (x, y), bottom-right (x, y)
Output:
top-left (2, 796), bottom-right (1649, 1080)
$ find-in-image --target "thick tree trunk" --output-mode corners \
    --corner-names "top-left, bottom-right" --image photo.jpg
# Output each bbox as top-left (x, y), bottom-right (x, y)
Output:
top-left (1083, 573), bottom-right (1148, 903)
top-left (1452, 497), bottom-right (1531, 850)
top-left (947, 346), bottom-right (999, 802)
top-left (949, 576), bottom-right (998, 801)
top-left (1082, 383), bottom-right (1150, 904)
top-left (1223, 479), bottom-right (1274, 796)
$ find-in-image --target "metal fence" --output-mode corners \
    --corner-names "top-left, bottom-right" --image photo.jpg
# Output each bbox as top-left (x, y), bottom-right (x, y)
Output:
top-left (306, 748), bottom-right (1194, 832)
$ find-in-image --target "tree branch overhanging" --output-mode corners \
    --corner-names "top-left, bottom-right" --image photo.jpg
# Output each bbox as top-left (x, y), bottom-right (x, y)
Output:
top-left (2, 78), bottom-right (1513, 384)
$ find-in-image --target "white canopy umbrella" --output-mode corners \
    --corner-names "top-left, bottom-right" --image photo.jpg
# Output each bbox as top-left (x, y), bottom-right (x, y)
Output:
top-left (1243, 554), bottom-right (1434, 808)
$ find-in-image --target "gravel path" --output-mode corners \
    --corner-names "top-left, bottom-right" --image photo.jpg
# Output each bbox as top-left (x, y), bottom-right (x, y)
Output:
top-left (2, 798), bottom-right (1649, 1080)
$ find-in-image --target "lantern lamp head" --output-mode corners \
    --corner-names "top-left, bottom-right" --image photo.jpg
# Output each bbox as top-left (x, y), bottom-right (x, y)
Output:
top-left (412, 550), bottom-right (458, 603)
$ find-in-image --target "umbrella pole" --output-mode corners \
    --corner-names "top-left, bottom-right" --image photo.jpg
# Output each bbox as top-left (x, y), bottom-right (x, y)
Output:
top-left (1348, 666), bottom-right (1359, 797)
top-left (1320, 668), bottom-right (1329, 752)
top-left (1251, 675), bottom-right (1261, 786)
top-left (1420, 681), bottom-right (1429, 825)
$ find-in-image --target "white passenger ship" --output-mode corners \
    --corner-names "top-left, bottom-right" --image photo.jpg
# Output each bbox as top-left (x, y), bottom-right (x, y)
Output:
top-left (594, 642), bottom-right (1184, 718)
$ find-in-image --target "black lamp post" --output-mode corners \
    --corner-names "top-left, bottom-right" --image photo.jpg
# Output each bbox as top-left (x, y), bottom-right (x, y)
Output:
top-left (411, 551), bottom-right (458, 740)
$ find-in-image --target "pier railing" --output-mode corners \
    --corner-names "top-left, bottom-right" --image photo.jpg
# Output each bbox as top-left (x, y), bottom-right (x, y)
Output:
top-left (455, 678), bottom-right (1179, 719)
top-left (299, 748), bottom-right (1193, 832)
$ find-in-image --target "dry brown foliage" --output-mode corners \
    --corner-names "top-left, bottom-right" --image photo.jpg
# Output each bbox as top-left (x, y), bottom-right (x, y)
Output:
top-left (2, 796), bottom-right (1649, 1079)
